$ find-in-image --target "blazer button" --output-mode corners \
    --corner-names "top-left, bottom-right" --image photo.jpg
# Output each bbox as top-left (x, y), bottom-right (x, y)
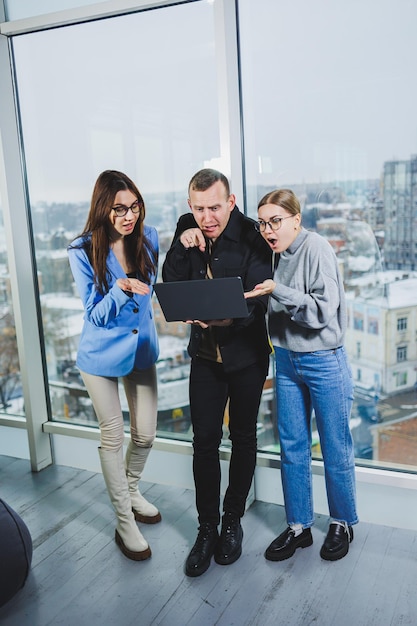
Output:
top-left (133, 308), bottom-right (139, 313)
top-left (132, 329), bottom-right (138, 334)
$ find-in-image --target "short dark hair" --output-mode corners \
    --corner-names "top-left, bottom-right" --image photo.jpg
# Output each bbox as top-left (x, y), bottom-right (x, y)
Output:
top-left (188, 168), bottom-right (230, 197)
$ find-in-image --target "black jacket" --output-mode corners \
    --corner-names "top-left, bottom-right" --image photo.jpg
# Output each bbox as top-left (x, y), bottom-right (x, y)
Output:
top-left (162, 207), bottom-right (272, 373)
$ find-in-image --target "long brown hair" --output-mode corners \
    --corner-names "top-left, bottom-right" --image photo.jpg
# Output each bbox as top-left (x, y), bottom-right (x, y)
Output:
top-left (71, 170), bottom-right (157, 294)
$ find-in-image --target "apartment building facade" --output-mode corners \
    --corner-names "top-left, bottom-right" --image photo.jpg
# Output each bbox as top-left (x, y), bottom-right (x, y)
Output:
top-left (346, 276), bottom-right (417, 396)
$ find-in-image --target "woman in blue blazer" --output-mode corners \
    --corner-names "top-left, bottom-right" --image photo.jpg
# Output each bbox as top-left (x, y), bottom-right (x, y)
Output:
top-left (68, 170), bottom-right (160, 561)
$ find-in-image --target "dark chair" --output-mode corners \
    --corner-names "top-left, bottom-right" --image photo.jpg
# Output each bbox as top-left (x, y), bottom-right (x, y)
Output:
top-left (0, 498), bottom-right (33, 608)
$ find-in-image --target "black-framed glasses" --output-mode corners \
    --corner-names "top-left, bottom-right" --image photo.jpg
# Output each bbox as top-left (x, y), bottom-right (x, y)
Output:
top-left (255, 215), bottom-right (293, 232)
top-left (112, 199), bottom-right (142, 217)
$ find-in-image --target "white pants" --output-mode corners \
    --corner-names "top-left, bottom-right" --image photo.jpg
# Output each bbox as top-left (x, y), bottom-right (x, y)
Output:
top-left (80, 366), bottom-right (157, 452)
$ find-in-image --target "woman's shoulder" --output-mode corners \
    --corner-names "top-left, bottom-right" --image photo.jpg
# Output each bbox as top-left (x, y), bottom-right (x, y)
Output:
top-left (144, 223), bottom-right (158, 248)
top-left (144, 223), bottom-right (157, 237)
top-left (304, 228), bottom-right (333, 250)
top-left (68, 233), bottom-right (91, 251)
top-left (302, 230), bottom-right (338, 268)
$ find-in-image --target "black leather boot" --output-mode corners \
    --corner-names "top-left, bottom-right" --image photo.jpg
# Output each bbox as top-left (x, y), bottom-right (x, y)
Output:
top-left (214, 512), bottom-right (243, 565)
top-left (185, 523), bottom-right (219, 577)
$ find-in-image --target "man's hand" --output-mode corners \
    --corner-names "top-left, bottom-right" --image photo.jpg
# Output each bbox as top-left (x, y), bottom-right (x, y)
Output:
top-left (185, 318), bottom-right (233, 329)
top-left (180, 228), bottom-right (206, 252)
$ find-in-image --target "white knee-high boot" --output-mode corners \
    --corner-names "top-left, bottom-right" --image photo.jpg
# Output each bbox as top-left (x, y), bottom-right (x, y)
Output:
top-left (125, 441), bottom-right (161, 524)
top-left (98, 447), bottom-right (151, 560)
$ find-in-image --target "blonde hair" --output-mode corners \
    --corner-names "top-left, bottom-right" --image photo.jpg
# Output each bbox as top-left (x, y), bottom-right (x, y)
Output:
top-left (258, 189), bottom-right (301, 216)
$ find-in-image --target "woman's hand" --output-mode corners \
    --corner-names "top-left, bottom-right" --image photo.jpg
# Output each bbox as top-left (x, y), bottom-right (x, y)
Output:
top-left (117, 277), bottom-right (150, 295)
top-left (180, 228), bottom-right (206, 252)
top-left (245, 279), bottom-right (276, 298)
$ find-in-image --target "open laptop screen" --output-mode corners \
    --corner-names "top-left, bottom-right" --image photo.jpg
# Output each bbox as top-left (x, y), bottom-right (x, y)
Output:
top-left (154, 277), bottom-right (249, 322)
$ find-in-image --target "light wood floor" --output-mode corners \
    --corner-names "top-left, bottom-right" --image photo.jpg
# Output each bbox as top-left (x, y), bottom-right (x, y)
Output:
top-left (0, 454), bottom-right (416, 626)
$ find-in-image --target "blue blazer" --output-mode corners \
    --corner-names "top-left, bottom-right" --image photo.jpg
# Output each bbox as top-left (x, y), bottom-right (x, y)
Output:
top-left (68, 225), bottom-right (159, 377)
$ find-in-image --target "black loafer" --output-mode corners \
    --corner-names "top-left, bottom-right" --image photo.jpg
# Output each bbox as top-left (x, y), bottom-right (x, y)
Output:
top-left (320, 522), bottom-right (354, 561)
top-left (265, 526), bottom-right (313, 561)
top-left (185, 523), bottom-right (219, 577)
top-left (214, 512), bottom-right (243, 566)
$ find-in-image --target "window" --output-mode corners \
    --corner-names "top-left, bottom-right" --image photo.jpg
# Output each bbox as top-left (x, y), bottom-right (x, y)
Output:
top-left (354, 315), bottom-right (364, 332)
top-left (12, 0), bottom-right (222, 439)
top-left (397, 346), bottom-right (407, 362)
top-left (397, 317), bottom-right (408, 331)
top-left (367, 306), bottom-right (380, 336)
top-left (239, 0), bottom-right (417, 468)
top-left (3, 0), bottom-right (417, 472)
top-left (0, 193), bottom-right (24, 415)
top-left (395, 371), bottom-right (408, 387)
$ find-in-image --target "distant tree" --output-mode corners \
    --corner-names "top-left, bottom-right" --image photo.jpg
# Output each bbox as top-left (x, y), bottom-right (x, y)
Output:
top-left (0, 311), bottom-right (20, 409)
top-left (41, 305), bottom-right (75, 365)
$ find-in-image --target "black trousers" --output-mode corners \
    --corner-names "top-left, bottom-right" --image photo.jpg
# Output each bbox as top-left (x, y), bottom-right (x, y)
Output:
top-left (189, 356), bottom-right (269, 526)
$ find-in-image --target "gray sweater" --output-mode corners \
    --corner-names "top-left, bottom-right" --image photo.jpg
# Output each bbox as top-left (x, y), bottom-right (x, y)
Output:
top-left (268, 227), bottom-right (347, 352)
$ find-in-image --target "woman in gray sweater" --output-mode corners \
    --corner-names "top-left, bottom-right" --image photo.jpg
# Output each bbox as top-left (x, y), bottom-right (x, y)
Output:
top-left (246, 188), bottom-right (357, 562)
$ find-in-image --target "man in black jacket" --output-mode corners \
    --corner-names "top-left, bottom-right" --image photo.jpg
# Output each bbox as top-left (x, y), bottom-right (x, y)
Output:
top-left (162, 168), bottom-right (271, 577)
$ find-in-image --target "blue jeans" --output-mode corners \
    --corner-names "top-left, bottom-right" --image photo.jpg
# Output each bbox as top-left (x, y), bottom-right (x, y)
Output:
top-left (274, 346), bottom-right (358, 528)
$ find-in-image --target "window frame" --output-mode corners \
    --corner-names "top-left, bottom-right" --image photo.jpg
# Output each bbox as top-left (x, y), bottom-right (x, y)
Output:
top-left (0, 0), bottom-right (244, 469)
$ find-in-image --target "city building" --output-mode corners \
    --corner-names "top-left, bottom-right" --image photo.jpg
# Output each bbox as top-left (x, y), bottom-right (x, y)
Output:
top-left (383, 154), bottom-right (417, 271)
top-left (345, 274), bottom-right (417, 396)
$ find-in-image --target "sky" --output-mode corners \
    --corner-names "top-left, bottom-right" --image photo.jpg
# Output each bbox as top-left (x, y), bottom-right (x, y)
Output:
top-left (239, 0), bottom-right (417, 188)
top-left (8, 0), bottom-right (417, 203)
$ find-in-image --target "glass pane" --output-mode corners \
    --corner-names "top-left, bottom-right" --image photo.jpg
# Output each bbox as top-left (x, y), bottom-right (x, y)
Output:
top-left (12, 0), bottom-right (221, 441)
top-left (239, 0), bottom-right (417, 470)
top-left (0, 192), bottom-right (24, 416)
top-left (5, 0), bottom-right (100, 21)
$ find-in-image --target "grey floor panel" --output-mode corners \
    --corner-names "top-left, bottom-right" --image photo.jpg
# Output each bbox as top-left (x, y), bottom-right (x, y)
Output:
top-left (0, 455), bottom-right (416, 626)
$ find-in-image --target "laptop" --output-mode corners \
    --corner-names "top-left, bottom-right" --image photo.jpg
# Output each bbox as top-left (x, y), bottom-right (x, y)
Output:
top-left (154, 277), bottom-right (249, 322)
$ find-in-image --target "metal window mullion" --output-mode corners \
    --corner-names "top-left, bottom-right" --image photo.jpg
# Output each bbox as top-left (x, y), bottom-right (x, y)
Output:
top-left (0, 35), bottom-right (52, 471)
top-left (213, 0), bottom-right (244, 210)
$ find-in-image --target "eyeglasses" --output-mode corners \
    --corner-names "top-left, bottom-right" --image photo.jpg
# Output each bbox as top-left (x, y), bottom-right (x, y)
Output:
top-left (112, 200), bottom-right (141, 218)
top-left (255, 215), bottom-right (293, 232)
